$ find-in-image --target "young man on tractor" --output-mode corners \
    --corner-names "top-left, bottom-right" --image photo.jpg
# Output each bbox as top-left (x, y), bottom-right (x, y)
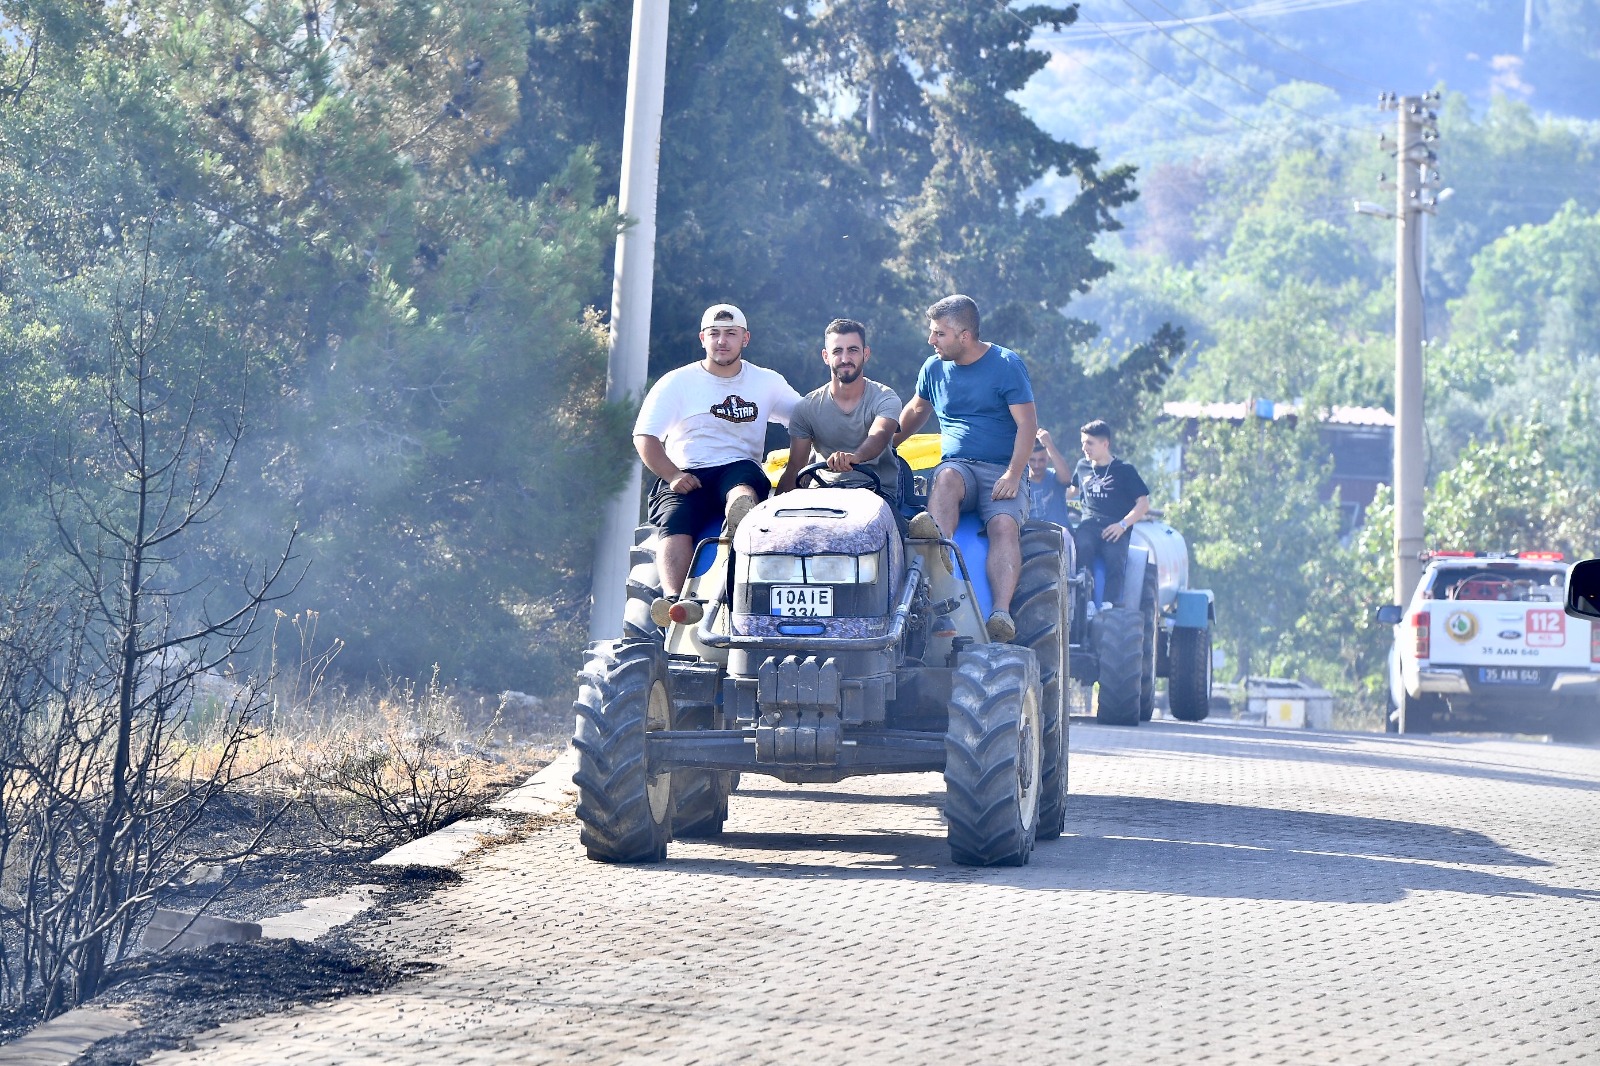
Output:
top-left (1066, 419), bottom-right (1151, 609)
top-left (632, 303), bottom-right (802, 627)
top-left (776, 317), bottom-right (905, 530)
top-left (894, 294), bottom-right (1038, 644)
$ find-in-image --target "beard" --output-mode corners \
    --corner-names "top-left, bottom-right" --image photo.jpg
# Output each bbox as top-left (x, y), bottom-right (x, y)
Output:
top-left (833, 365), bottom-right (861, 384)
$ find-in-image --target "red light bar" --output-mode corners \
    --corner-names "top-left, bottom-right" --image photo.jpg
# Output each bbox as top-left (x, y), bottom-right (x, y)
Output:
top-left (1421, 550), bottom-right (1564, 562)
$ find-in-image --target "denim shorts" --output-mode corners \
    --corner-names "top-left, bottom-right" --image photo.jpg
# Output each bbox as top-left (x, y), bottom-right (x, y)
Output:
top-left (934, 459), bottom-right (1029, 528)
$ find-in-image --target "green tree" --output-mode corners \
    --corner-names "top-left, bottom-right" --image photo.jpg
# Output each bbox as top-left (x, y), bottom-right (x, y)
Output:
top-left (1167, 418), bottom-right (1341, 681)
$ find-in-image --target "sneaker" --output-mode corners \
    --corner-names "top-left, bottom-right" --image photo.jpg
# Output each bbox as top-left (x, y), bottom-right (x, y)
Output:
top-left (650, 596), bottom-right (676, 627)
top-left (987, 610), bottom-right (1016, 643)
top-left (908, 511), bottom-right (942, 541)
top-left (725, 495), bottom-right (756, 541)
top-left (907, 512), bottom-right (954, 574)
top-left (1101, 601), bottom-right (1115, 611)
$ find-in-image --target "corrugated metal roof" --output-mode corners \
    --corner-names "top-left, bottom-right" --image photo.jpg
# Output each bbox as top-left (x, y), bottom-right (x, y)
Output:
top-left (1162, 401), bottom-right (1394, 427)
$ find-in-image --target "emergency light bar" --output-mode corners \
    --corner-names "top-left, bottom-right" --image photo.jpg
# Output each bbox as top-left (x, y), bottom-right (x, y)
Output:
top-left (1419, 550), bottom-right (1565, 562)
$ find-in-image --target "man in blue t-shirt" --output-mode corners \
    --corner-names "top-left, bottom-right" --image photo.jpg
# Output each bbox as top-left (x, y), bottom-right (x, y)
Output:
top-left (895, 294), bottom-right (1038, 643)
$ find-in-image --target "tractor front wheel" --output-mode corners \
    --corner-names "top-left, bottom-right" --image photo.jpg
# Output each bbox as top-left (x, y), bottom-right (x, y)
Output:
top-left (944, 644), bottom-right (1044, 866)
top-left (573, 641), bottom-right (674, 863)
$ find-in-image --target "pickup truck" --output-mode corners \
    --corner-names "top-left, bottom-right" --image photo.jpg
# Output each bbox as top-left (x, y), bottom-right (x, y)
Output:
top-left (1375, 552), bottom-right (1600, 742)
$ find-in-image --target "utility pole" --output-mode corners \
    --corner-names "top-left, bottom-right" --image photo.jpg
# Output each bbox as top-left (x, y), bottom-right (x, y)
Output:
top-left (587, 0), bottom-right (670, 642)
top-left (1368, 92), bottom-right (1442, 607)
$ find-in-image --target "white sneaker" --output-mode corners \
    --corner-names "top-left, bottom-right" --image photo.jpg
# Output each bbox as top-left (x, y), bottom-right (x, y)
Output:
top-left (725, 495), bottom-right (756, 541)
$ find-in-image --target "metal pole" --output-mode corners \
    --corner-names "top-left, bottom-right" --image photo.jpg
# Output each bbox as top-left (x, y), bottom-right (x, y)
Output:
top-left (1392, 96), bottom-right (1425, 606)
top-left (588, 0), bottom-right (669, 642)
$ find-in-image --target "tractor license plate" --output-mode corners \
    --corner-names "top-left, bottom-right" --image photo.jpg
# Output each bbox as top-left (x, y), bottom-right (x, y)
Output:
top-left (770, 586), bottom-right (834, 617)
top-left (1478, 667), bottom-right (1542, 685)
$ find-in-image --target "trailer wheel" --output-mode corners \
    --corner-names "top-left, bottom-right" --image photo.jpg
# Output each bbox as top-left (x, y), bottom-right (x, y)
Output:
top-left (1091, 607), bottom-right (1144, 727)
top-left (573, 641), bottom-right (673, 862)
top-left (944, 644), bottom-right (1043, 866)
top-left (671, 705), bottom-right (730, 838)
top-left (1016, 526), bottom-right (1070, 840)
top-left (1168, 626), bottom-right (1212, 722)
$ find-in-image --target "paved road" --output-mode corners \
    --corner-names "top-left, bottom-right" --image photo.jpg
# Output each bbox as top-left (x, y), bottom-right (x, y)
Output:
top-left (149, 719), bottom-right (1600, 1065)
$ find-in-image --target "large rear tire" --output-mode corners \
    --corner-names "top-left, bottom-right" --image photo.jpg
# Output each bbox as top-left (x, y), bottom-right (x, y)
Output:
top-left (622, 537), bottom-right (665, 642)
top-left (1139, 566), bottom-right (1159, 721)
top-left (944, 644), bottom-right (1043, 866)
top-left (1168, 626), bottom-right (1212, 722)
top-left (1091, 607), bottom-right (1144, 727)
top-left (1016, 526), bottom-right (1070, 840)
top-left (671, 705), bottom-right (730, 838)
top-left (573, 641), bottom-right (674, 863)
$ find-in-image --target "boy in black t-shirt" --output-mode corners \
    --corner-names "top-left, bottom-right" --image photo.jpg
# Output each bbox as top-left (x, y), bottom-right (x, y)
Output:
top-left (1067, 420), bottom-right (1151, 605)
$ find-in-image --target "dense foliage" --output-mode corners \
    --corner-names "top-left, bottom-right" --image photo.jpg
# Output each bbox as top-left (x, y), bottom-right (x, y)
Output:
top-left (0, 0), bottom-right (1170, 692)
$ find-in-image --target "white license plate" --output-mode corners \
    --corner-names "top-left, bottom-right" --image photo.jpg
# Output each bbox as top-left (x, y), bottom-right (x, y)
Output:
top-left (770, 585), bottom-right (834, 617)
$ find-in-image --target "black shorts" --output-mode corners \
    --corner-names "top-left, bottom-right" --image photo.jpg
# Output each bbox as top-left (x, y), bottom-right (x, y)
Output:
top-left (647, 459), bottom-right (771, 539)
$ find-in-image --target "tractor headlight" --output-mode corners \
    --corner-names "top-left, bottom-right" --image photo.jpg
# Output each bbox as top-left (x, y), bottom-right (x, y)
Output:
top-left (745, 554), bottom-right (805, 584)
top-left (738, 552), bottom-right (881, 585)
top-left (804, 554), bottom-right (858, 583)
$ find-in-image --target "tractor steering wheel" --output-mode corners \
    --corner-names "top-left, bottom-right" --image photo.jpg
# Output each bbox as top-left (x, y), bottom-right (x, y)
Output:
top-left (795, 461), bottom-right (883, 493)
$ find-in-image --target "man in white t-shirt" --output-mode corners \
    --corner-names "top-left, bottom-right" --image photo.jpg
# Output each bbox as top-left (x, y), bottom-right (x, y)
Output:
top-left (633, 303), bottom-right (802, 626)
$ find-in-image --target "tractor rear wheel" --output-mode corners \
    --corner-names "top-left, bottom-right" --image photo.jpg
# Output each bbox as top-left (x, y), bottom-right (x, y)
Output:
top-left (944, 644), bottom-right (1043, 866)
top-left (671, 705), bottom-right (730, 838)
top-left (1138, 566), bottom-right (1159, 722)
top-left (1091, 607), bottom-right (1144, 727)
top-left (1168, 626), bottom-right (1212, 722)
top-left (573, 641), bottom-right (674, 863)
top-left (622, 537), bottom-right (665, 642)
top-left (1015, 526), bottom-right (1070, 840)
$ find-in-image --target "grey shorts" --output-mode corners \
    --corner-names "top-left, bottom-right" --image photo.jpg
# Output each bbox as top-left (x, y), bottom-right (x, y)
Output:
top-left (933, 459), bottom-right (1029, 529)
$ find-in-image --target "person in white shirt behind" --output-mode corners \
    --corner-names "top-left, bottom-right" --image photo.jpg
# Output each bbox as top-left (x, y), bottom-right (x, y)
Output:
top-left (632, 303), bottom-right (802, 626)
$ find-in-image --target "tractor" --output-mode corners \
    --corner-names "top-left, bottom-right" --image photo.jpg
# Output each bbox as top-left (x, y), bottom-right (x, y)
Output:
top-left (574, 457), bottom-right (1072, 867)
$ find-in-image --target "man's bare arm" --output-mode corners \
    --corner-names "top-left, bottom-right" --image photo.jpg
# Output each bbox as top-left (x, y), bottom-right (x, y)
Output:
top-left (990, 402), bottom-right (1038, 500)
top-left (777, 437), bottom-right (815, 493)
top-left (634, 434), bottom-right (700, 494)
top-left (894, 396), bottom-right (932, 446)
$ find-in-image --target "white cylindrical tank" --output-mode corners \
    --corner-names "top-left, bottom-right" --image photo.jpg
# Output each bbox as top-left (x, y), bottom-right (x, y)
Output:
top-left (1130, 521), bottom-right (1190, 609)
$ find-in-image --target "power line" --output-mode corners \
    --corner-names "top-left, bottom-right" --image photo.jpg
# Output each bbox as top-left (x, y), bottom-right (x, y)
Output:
top-left (1060, 5), bottom-right (1276, 134)
top-left (1194, 0), bottom-right (1386, 92)
top-left (1035, 0), bottom-right (1376, 43)
top-left (1131, 0), bottom-right (1381, 133)
top-left (982, 0), bottom-right (1249, 144)
top-left (1108, 0), bottom-right (1374, 137)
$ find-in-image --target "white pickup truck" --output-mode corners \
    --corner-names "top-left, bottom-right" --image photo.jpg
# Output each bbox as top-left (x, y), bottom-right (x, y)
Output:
top-left (1377, 552), bottom-right (1600, 741)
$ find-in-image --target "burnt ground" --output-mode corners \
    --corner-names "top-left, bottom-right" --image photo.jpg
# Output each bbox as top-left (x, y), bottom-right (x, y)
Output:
top-left (0, 702), bottom-right (571, 1064)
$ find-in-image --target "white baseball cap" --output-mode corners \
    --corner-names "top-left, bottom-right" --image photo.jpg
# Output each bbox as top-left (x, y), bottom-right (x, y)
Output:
top-left (701, 303), bottom-right (748, 329)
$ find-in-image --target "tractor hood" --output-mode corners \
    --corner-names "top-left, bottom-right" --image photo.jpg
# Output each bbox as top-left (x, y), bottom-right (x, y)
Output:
top-left (735, 487), bottom-right (896, 556)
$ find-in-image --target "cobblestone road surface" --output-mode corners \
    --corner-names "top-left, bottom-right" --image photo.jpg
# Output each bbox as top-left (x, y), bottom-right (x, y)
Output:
top-left (148, 719), bottom-right (1600, 1065)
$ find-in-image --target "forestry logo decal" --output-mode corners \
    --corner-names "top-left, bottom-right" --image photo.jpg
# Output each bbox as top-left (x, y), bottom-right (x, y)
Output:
top-left (710, 395), bottom-right (758, 423)
top-left (1444, 610), bottom-right (1478, 643)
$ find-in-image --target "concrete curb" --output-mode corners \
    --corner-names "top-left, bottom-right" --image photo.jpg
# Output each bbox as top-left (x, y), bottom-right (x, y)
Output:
top-left (371, 744), bottom-right (578, 870)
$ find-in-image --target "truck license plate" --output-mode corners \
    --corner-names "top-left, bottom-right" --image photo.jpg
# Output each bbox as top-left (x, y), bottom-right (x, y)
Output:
top-left (770, 586), bottom-right (833, 617)
top-left (1478, 667), bottom-right (1542, 685)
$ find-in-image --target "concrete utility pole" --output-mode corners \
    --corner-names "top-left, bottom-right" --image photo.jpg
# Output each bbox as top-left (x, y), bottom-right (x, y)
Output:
top-left (1374, 92), bottom-right (1442, 606)
top-left (587, 0), bottom-right (670, 642)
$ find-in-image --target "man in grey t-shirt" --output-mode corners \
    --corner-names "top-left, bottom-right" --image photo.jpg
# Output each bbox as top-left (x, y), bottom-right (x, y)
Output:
top-left (777, 318), bottom-right (903, 522)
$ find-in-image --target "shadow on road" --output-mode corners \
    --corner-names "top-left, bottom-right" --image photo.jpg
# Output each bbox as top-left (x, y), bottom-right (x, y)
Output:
top-left (670, 793), bottom-right (1597, 905)
top-left (1075, 721), bottom-right (1600, 794)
